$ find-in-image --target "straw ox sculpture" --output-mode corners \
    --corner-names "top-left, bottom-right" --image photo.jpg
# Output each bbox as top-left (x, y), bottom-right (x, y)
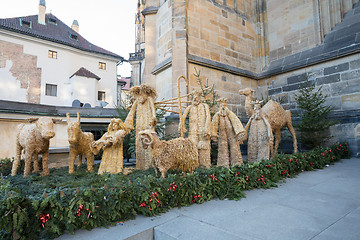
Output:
top-left (12, 117), bottom-right (61, 177)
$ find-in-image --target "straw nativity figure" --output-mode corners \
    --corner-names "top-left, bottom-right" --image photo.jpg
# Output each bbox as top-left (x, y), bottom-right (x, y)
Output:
top-left (243, 100), bottom-right (274, 163)
top-left (125, 84), bottom-right (157, 170)
top-left (239, 87), bottom-right (297, 154)
top-left (66, 112), bottom-right (95, 174)
top-left (90, 118), bottom-right (129, 174)
top-left (179, 90), bottom-right (212, 168)
top-left (211, 98), bottom-right (245, 167)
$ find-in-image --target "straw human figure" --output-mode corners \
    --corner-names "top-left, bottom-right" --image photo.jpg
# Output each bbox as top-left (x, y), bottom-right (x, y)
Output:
top-left (179, 90), bottom-right (211, 168)
top-left (125, 84), bottom-right (157, 170)
top-left (211, 98), bottom-right (245, 167)
top-left (90, 118), bottom-right (129, 174)
top-left (243, 100), bottom-right (274, 162)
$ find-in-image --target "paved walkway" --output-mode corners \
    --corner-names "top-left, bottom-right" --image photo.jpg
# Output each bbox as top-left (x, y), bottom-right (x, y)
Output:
top-left (58, 158), bottom-right (360, 240)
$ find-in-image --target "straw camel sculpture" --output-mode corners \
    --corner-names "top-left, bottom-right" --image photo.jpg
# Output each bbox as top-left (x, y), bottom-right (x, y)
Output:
top-left (239, 88), bottom-right (298, 154)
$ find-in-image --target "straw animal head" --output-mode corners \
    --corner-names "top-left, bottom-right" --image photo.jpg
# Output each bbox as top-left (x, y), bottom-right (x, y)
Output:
top-left (27, 117), bottom-right (60, 140)
top-left (139, 130), bottom-right (157, 149)
top-left (239, 88), bottom-right (255, 97)
top-left (67, 112), bottom-right (81, 144)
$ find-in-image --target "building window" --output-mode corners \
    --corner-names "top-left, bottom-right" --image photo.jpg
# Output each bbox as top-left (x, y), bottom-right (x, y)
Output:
top-left (48, 50), bottom-right (57, 59)
top-left (45, 84), bottom-right (57, 96)
top-left (98, 62), bottom-right (106, 70)
top-left (20, 19), bottom-right (32, 28)
top-left (49, 18), bottom-right (57, 25)
top-left (70, 33), bottom-right (78, 40)
top-left (98, 91), bottom-right (106, 101)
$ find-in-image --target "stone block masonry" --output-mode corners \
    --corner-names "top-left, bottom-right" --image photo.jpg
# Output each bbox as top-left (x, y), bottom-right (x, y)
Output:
top-left (187, 0), bottom-right (257, 73)
top-left (264, 54), bottom-right (360, 112)
top-left (260, 54), bottom-right (360, 156)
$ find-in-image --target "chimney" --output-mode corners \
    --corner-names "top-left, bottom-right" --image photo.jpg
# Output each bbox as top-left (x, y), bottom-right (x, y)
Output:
top-left (38, 0), bottom-right (46, 25)
top-left (71, 20), bottom-right (79, 33)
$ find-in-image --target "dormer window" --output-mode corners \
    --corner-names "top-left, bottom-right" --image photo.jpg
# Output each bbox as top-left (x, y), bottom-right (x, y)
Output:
top-left (49, 18), bottom-right (57, 25)
top-left (20, 19), bottom-right (32, 28)
top-left (70, 33), bottom-right (78, 40)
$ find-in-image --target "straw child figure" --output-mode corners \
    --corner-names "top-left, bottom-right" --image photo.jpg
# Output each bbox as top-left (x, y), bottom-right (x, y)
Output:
top-left (243, 100), bottom-right (274, 162)
top-left (211, 98), bottom-right (245, 167)
top-left (179, 90), bottom-right (212, 168)
top-left (90, 118), bottom-right (129, 174)
top-left (125, 84), bottom-right (157, 170)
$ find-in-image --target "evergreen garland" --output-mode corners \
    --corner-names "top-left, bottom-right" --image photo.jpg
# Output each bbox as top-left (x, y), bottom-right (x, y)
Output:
top-left (0, 142), bottom-right (350, 239)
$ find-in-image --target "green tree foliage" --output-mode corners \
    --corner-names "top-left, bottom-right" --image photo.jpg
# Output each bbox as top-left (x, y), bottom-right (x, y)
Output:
top-left (193, 67), bottom-right (219, 113)
top-left (116, 102), bottom-right (135, 160)
top-left (295, 80), bottom-right (338, 149)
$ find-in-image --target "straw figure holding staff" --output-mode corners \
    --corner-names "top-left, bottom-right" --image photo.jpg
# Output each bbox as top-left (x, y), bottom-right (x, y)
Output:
top-left (125, 84), bottom-right (157, 170)
top-left (179, 90), bottom-right (212, 169)
top-left (211, 98), bottom-right (245, 167)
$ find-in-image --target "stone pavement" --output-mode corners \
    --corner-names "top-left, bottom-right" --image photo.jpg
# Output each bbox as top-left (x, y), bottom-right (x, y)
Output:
top-left (58, 158), bottom-right (360, 240)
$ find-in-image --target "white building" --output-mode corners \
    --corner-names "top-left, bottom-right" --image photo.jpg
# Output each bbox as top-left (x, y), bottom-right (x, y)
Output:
top-left (0, 0), bottom-right (123, 108)
top-left (0, 0), bottom-right (124, 162)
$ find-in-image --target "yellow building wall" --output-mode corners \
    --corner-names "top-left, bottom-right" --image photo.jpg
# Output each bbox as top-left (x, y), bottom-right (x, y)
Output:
top-left (187, 0), bottom-right (257, 73)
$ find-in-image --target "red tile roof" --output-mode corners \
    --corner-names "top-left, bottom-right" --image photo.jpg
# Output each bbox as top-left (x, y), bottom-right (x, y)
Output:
top-left (70, 67), bottom-right (101, 80)
top-left (118, 77), bottom-right (131, 90)
top-left (0, 14), bottom-right (123, 61)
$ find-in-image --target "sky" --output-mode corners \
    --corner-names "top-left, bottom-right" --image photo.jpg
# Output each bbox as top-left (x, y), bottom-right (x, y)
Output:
top-left (0, 0), bottom-right (137, 77)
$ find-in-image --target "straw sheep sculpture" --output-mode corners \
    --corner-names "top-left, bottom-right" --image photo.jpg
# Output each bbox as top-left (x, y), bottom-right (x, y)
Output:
top-left (12, 117), bottom-right (61, 177)
top-left (66, 112), bottom-right (95, 174)
top-left (139, 129), bottom-right (199, 178)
